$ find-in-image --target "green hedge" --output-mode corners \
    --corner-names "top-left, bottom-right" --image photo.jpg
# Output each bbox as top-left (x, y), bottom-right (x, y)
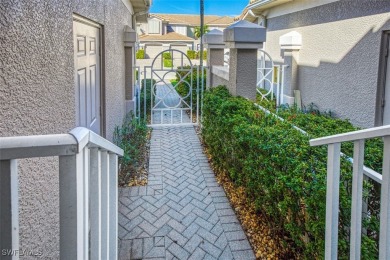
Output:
top-left (256, 97), bottom-right (384, 173)
top-left (202, 86), bottom-right (378, 259)
top-left (197, 50), bottom-right (207, 60)
top-left (175, 66), bottom-right (206, 111)
top-left (187, 50), bottom-right (196, 59)
top-left (163, 59), bottom-right (173, 68)
top-left (136, 49), bottom-right (145, 59)
top-left (162, 52), bottom-right (172, 59)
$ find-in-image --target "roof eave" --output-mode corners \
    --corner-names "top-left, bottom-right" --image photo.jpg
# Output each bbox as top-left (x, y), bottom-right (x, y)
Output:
top-left (130, 0), bottom-right (152, 22)
top-left (246, 0), bottom-right (293, 12)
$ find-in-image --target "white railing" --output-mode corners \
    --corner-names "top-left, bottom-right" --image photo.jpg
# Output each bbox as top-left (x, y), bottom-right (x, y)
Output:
top-left (0, 127), bottom-right (123, 260)
top-left (310, 125), bottom-right (390, 260)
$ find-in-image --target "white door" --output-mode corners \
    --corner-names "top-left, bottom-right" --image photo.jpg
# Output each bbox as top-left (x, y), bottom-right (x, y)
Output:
top-left (73, 19), bottom-right (101, 134)
top-left (383, 37), bottom-right (390, 125)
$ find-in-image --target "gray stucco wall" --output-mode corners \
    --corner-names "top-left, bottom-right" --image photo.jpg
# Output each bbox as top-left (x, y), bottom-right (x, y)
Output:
top-left (264, 0), bottom-right (390, 128)
top-left (211, 73), bottom-right (230, 88)
top-left (0, 0), bottom-right (132, 257)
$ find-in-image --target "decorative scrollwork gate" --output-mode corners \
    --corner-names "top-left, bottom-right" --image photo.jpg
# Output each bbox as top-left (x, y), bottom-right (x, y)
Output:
top-left (141, 50), bottom-right (202, 126)
top-left (257, 49), bottom-right (285, 106)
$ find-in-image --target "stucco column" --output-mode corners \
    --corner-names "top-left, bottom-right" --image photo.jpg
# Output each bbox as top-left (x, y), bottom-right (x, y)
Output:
top-left (279, 31), bottom-right (302, 105)
top-left (203, 29), bottom-right (225, 88)
top-left (124, 26), bottom-right (137, 113)
top-left (224, 21), bottom-right (266, 101)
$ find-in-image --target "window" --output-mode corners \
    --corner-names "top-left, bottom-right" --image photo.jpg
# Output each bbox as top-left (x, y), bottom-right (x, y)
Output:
top-left (171, 25), bottom-right (187, 36)
top-left (148, 19), bottom-right (160, 34)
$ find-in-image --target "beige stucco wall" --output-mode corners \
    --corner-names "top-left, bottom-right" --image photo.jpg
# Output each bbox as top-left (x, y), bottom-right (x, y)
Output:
top-left (0, 0), bottom-right (133, 257)
top-left (263, 0), bottom-right (390, 128)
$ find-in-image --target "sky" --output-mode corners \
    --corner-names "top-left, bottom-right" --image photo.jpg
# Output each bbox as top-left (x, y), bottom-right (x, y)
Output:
top-left (149, 0), bottom-right (249, 17)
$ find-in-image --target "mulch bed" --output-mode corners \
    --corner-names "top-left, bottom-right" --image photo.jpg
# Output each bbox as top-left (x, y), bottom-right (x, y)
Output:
top-left (122, 130), bottom-right (152, 187)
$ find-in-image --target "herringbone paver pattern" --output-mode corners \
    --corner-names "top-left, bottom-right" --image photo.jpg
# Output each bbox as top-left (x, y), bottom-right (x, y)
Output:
top-left (119, 126), bottom-right (255, 259)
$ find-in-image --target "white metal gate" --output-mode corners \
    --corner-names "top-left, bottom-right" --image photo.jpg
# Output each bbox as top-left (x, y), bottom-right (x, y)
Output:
top-left (257, 49), bottom-right (286, 106)
top-left (141, 50), bottom-right (203, 126)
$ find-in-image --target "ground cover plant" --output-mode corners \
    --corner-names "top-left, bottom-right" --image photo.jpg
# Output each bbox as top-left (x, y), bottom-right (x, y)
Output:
top-left (113, 113), bottom-right (150, 186)
top-left (202, 86), bottom-right (380, 259)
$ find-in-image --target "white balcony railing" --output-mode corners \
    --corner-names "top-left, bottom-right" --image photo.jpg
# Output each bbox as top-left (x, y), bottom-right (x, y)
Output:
top-left (310, 125), bottom-right (390, 260)
top-left (0, 127), bottom-right (123, 260)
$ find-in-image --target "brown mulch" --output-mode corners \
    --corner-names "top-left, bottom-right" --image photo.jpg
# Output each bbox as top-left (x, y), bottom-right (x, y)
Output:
top-left (195, 126), bottom-right (297, 260)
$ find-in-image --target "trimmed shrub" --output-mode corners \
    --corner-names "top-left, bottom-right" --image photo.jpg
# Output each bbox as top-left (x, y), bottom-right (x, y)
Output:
top-left (197, 50), bottom-right (207, 60)
top-left (202, 86), bottom-right (379, 258)
top-left (136, 49), bottom-right (145, 59)
top-left (175, 66), bottom-right (206, 111)
top-left (202, 50), bottom-right (207, 60)
top-left (162, 52), bottom-right (172, 59)
top-left (187, 50), bottom-right (196, 60)
top-left (256, 97), bottom-right (384, 173)
top-left (163, 59), bottom-right (173, 68)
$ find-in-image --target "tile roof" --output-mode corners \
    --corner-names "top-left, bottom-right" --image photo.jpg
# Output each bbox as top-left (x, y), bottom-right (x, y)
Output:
top-left (150, 13), bottom-right (236, 26)
top-left (139, 32), bottom-right (194, 42)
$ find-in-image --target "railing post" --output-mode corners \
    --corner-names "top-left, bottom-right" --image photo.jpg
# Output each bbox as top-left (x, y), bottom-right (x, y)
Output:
top-left (379, 136), bottom-right (390, 259)
top-left (325, 143), bottom-right (341, 260)
top-left (100, 151), bottom-right (110, 259)
top-left (90, 148), bottom-right (102, 260)
top-left (59, 151), bottom-right (88, 260)
top-left (350, 140), bottom-right (365, 259)
top-left (0, 160), bottom-right (19, 260)
top-left (109, 153), bottom-right (118, 260)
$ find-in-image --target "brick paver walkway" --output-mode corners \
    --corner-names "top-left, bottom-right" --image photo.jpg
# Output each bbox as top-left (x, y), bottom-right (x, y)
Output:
top-left (118, 126), bottom-right (255, 259)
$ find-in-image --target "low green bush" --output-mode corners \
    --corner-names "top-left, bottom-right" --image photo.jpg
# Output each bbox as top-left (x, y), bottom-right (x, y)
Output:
top-left (187, 50), bottom-right (196, 59)
top-left (202, 86), bottom-right (378, 258)
top-left (175, 66), bottom-right (206, 111)
top-left (113, 113), bottom-right (149, 186)
top-left (136, 49), bottom-right (145, 59)
top-left (256, 97), bottom-right (384, 173)
top-left (163, 59), bottom-right (173, 68)
top-left (162, 52), bottom-right (172, 59)
top-left (197, 50), bottom-right (207, 60)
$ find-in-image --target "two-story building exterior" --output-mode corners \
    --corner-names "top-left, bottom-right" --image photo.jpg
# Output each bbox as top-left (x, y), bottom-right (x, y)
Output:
top-left (138, 13), bottom-right (235, 58)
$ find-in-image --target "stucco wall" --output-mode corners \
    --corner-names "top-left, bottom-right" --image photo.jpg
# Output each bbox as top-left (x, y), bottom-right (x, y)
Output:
top-left (264, 0), bottom-right (390, 128)
top-left (0, 0), bottom-right (132, 257)
top-left (211, 75), bottom-right (229, 88)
